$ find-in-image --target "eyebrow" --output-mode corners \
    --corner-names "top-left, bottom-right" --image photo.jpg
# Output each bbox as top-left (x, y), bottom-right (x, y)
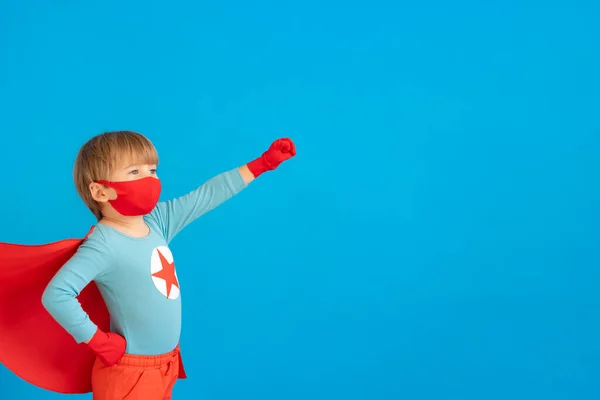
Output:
top-left (123, 163), bottom-right (157, 170)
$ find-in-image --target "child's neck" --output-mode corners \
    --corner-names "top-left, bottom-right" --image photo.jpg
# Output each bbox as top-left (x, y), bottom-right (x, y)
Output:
top-left (99, 215), bottom-right (150, 238)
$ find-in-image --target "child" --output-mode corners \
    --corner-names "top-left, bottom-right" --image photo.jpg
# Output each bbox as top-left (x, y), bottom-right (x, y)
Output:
top-left (36, 131), bottom-right (295, 399)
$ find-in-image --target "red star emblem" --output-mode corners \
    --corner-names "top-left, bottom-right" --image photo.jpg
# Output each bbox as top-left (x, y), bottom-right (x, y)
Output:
top-left (152, 249), bottom-right (179, 298)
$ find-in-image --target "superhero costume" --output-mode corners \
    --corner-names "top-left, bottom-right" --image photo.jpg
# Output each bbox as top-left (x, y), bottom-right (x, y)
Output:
top-left (0, 137), bottom-right (296, 396)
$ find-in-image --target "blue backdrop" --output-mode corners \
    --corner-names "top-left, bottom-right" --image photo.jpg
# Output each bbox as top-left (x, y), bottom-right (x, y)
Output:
top-left (1, 1), bottom-right (599, 399)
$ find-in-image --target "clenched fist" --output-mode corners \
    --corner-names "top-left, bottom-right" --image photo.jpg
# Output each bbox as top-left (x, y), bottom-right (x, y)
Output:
top-left (86, 329), bottom-right (127, 366)
top-left (247, 138), bottom-right (296, 178)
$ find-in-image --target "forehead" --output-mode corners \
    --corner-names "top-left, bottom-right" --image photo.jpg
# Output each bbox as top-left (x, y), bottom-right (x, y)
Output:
top-left (110, 147), bottom-right (158, 170)
top-left (114, 158), bottom-right (157, 170)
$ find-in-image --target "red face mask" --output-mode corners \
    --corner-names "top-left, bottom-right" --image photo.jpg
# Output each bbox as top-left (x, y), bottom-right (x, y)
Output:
top-left (95, 177), bottom-right (162, 216)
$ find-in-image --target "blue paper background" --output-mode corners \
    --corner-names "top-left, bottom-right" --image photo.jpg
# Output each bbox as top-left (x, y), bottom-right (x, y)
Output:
top-left (1, 1), bottom-right (599, 399)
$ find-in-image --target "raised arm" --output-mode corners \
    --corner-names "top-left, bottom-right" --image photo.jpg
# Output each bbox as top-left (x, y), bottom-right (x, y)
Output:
top-left (148, 138), bottom-right (296, 243)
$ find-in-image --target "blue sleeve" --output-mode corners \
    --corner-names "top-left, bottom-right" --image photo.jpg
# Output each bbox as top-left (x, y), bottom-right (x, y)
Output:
top-left (147, 168), bottom-right (247, 243)
top-left (41, 237), bottom-right (114, 343)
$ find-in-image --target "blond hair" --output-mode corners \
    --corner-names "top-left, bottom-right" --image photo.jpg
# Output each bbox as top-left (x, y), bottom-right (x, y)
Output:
top-left (73, 131), bottom-right (159, 220)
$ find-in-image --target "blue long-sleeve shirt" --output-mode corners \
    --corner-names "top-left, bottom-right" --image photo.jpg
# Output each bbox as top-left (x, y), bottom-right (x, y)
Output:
top-left (42, 168), bottom-right (246, 355)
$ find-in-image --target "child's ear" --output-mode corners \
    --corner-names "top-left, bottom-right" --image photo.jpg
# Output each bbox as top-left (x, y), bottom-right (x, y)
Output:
top-left (89, 182), bottom-right (115, 203)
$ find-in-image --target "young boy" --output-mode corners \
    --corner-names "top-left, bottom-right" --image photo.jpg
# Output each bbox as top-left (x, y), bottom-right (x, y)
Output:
top-left (40, 131), bottom-right (296, 399)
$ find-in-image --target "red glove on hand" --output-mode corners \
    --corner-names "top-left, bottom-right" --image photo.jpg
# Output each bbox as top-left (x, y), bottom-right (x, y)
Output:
top-left (86, 329), bottom-right (127, 366)
top-left (247, 138), bottom-right (296, 178)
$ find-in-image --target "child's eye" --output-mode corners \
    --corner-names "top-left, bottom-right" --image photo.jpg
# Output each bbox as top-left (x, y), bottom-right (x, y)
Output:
top-left (150, 169), bottom-right (157, 175)
top-left (129, 170), bottom-right (139, 175)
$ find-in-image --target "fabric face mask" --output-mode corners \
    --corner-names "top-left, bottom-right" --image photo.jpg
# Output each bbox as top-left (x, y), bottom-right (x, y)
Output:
top-left (95, 177), bottom-right (162, 216)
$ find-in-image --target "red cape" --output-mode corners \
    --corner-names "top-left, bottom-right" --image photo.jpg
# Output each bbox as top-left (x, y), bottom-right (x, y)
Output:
top-left (0, 227), bottom-right (110, 394)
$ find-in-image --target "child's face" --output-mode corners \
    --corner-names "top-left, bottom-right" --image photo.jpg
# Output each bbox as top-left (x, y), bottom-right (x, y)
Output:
top-left (89, 160), bottom-right (158, 206)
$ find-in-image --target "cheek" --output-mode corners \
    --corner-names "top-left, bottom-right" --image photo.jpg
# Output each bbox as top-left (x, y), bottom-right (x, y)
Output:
top-left (106, 187), bottom-right (118, 200)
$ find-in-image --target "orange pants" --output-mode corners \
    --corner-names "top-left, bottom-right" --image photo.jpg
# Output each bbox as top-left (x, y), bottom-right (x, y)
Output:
top-left (91, 347), bottom-right (186, 400)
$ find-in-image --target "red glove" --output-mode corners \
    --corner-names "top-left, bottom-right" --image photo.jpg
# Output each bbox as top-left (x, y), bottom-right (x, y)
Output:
top-left (247, 138), bottom-right (296, 178)
top-left (86, 329), bottom-right (127, 366)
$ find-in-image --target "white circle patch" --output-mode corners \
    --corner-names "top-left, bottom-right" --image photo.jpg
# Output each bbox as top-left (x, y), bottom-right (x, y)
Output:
top-left (150, 246), bottom-right (180, 300)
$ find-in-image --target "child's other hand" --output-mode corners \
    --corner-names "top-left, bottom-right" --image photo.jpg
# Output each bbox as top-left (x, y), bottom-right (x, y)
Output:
top-left (86, 329), bottom-right (127, 366)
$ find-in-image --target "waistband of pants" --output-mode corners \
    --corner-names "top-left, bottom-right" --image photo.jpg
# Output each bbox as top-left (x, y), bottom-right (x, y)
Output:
top-left (117, 346), bottom-right (181, 368)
